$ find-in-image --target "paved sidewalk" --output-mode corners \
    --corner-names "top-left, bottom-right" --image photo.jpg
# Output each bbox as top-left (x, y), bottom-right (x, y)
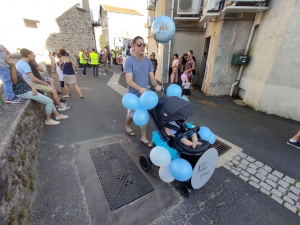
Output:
top-left (31, 66), bottom-right (300, 224)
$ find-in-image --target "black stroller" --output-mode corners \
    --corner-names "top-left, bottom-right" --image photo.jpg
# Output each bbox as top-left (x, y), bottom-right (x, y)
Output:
top-left (139, 96), bottom-right (212, 197)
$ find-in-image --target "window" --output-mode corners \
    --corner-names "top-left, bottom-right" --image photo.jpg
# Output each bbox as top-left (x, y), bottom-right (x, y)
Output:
top-left (24, 19), bottom-right (39, 28)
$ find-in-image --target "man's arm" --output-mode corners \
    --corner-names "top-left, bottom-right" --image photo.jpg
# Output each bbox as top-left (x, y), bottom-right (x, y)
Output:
top-left (33, 61), bottom-right (44, 72)
top-left (27, 72), bottom-right (49, 86)
top-left (4, 56), bottom-right (17, 84)
top-left (21, 73), bottom-right (38, 95)
top-left (125, 73), bottom-right (146, 94)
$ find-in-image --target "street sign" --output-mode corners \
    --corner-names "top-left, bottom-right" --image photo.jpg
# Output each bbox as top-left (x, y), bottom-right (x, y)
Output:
top-left (191, 148), bottom-right (218, 189)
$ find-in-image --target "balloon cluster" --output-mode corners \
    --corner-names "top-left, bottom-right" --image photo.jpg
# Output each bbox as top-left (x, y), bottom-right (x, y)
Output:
top-left (198, 126), bottom-right (216, 145)
top-left (122, 91), bottom-right (158, 126)
top-left (150, 146), bottom-right (193, 183)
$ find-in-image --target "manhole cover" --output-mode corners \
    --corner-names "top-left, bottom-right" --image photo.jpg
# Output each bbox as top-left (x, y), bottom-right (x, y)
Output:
top-left (89, 143), bottom-right (154, 211)
top-left (212, 139), bottom-right (232, 156)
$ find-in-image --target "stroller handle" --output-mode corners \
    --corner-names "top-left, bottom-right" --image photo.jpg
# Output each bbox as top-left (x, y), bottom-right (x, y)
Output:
top-left (150, 86), bottom-right (166, 96)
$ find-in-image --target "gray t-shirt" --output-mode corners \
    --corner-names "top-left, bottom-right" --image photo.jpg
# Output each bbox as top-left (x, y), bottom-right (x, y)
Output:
top-left (124, 56), bottom-right (153, 96)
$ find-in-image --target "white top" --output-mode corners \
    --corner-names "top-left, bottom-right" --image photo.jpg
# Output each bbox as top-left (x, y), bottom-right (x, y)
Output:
top-left (182, 81), bottom-right (190, 89)
top-left (55, 58), bottom-right (64, 81)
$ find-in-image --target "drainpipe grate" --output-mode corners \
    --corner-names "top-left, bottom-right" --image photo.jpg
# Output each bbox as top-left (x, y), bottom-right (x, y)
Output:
top-left (212, 139), bottom-right (232, 156)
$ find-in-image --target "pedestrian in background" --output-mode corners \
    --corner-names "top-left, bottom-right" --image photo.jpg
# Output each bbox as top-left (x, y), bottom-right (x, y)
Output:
top-left (59, 48), bottom-right (84, 99)
top-left (150, 52), bottom-right (158, 77)
top-left (170, 53), bottom-right (179, 84)
top-left (90, 48), bottom-right (99, 78)
top-left (79, 49), bottom-right (88, 77)
top-left (287, 130), bottom-right (300, 149)
top-left (99, 51), bottom-right (106, 75)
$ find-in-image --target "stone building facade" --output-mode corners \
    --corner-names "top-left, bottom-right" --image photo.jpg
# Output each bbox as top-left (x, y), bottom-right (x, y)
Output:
top-left (0, 0), bottom-right (96, 67)
top-left (46, 0), bottom-right (96, 59)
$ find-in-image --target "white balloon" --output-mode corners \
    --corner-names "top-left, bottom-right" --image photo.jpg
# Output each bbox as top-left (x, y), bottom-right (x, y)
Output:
top-left (150, 146), bottom-right (171, 167)
top-left (159, 166), bottom-right (175, 183)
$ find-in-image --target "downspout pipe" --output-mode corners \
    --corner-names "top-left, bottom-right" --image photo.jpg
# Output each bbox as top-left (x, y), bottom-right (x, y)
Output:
top-left (166, 0), bottom-right (175, 84)
top-left (229, 8), bottom-right (264, 97)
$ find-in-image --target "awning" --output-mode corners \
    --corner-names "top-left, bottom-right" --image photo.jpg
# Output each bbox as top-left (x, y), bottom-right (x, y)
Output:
top-left (222, 6), bottom-right (269, 13)
top-left (199, 12), bottom-right (222, 23)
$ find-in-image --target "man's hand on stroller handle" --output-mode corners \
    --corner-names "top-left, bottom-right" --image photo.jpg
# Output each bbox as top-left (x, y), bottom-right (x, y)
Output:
top-left (155, 85), bottom-right (162, 92)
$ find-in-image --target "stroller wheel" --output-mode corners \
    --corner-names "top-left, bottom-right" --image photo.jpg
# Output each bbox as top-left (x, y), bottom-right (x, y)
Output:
top-left (179, 184), bottom-right (190, 197)
top-left (139, 155), bottom-right (152, 172)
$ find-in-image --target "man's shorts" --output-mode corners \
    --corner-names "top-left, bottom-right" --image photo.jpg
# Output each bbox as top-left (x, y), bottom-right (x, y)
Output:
top-left (32, 83), bottom-right (52, 93)
top-left (127, 109), bottom-right (135, 118)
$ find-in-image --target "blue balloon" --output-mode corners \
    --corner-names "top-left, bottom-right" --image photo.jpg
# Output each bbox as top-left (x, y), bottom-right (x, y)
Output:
top-left (198, 126), bottom-right (212, 141)
top-left (151, 15), bottom-right (175, 44)
top-left (169, 158), bottom-right (193, 182)
top-left (122, 93), bottom-right (140, 110)
top-left (167, 84), bottom-right (181, 97)
top-left (179, 96), bottom-right (189, 101)
top-left (209, 133), bottom-right (216, 144)
top-left (133, 108), bottom-right (149, 126)
top-left (140, 91), bottom-right (159, 110)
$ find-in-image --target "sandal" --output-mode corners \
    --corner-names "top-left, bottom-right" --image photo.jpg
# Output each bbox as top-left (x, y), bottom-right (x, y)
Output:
top-left (63, 95), bottom-right (70, 98)
top-left (140, 140), bottom-right (153, 148)
top-left (125, 130), bottom-right (135, 136)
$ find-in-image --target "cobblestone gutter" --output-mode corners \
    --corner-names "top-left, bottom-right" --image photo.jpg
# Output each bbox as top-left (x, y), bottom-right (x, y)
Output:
top-left (223, 152), bottom-right (300, 216)
top-left (0, 100), bottom-right (44, 224)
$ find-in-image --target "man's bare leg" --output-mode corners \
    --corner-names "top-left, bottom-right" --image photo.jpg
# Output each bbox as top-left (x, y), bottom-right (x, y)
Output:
top-left (49, 89), bottom-right (62, 107)
top-left (140, 124), bottom-right (152, 147)
top-left (125, 114), bottom-right (134, 133)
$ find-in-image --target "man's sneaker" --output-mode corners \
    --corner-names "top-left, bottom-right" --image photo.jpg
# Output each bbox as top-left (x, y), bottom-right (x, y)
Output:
top-left (45, 119), bottom-right (60, 125)
top-left (287, 140), bottom-right (300, 149)
top-left (57, 105), bottom-right (70, 111)
top-left (56, 114), bottom-right (69, 120)
top-left (60, 99), bottom-right (66, 103)
top-left (5, 96), bottom-right (23, 104)
top-left (56, 103), bottom-right (68, 108)
top-left (103, 73), bottom-right (106, 76)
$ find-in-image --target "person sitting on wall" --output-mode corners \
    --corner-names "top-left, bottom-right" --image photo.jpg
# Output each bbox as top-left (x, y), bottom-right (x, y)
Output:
top-left (15, 48), bottom-right (69, 125)
top-left (28, 53), bottom-right (69, 111)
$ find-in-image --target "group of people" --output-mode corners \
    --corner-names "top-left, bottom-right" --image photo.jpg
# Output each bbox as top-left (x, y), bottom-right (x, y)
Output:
top-left (0, 45), bottom-right (72, 125)
top-left (169, 50), bottom-right (196, 99)
top-left (78, 48), bottom-right (112, 78)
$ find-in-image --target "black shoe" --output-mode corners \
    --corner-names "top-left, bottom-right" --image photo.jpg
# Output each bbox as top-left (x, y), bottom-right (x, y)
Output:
top-left (56, 90), bottom-right (62, 94)
top-left (60, 99), bottom-right (66, 103)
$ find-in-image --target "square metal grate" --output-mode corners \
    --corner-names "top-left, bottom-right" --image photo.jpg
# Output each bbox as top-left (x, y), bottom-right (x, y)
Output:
top-left (89, 143), bottom-right (154, 211)
top-left (212, 139), bottom-right (232, 156)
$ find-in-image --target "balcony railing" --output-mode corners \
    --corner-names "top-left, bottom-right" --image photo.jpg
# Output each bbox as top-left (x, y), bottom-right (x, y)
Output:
top-left (91, 10), bottom-right (100, 26)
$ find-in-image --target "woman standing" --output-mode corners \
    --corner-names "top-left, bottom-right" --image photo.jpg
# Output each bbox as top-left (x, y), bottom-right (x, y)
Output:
top-left (183, 53), bottom-right (195, 90)
top-left (59, 48), bottom-right (84, 98)
top-left (170, 53), bottom-right (179, 84)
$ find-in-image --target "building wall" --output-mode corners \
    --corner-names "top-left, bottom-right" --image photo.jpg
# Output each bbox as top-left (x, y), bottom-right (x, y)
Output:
top-left (202, 15), bottom-right (254, 95)
top-left (0, 0), bottom-right (95, 61)
top-left (240, 0), bottom-right (300, 121)
top-left (171, 31), bottom-right (205, 84)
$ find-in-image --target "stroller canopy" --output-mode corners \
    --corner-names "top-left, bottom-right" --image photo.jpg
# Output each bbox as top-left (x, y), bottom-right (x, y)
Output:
top-left (149, 96), bottom-right (198, 129)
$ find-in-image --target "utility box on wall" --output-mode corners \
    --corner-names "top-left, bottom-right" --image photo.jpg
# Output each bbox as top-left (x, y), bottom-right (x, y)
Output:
top-left (232, 54), bottom-right (248, 65)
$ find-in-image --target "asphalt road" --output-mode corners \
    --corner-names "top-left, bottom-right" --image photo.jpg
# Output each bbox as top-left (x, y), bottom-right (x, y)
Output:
top-left (31, 65), bottom-right (300, 225)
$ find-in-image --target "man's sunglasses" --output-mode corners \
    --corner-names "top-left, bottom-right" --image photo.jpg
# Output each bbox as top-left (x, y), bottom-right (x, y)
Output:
top-left (134, 42), bottom-right (147, 47)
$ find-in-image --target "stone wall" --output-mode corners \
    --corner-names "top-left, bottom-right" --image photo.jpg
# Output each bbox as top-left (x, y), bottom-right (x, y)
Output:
top-left (46, 0), bottom-right (96, 60)
top-left (0, 100), bottom-right (44, 224)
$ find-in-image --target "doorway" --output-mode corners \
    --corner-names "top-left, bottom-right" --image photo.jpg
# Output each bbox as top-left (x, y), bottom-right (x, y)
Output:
top-left (200, 37), bottom-right (211, 91)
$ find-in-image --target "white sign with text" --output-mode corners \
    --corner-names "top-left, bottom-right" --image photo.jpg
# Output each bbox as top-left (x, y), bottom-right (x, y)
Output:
top-left (191, 148), bottom-right (218, 189)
